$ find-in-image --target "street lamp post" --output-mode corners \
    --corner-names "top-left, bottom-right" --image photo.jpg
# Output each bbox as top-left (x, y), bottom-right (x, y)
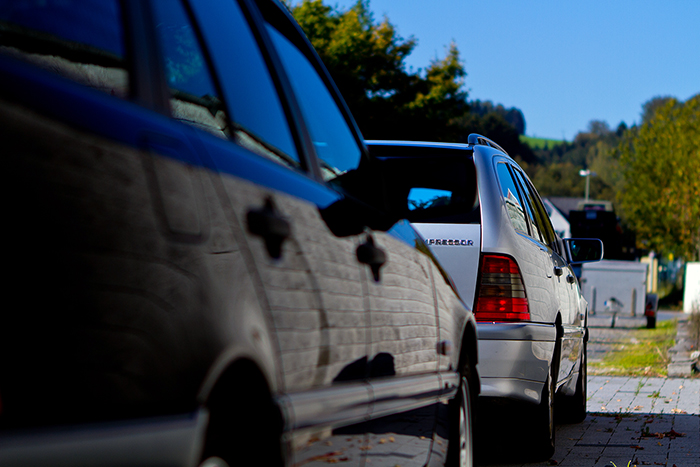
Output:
top-left (579, 169), bottom-right (597, 201)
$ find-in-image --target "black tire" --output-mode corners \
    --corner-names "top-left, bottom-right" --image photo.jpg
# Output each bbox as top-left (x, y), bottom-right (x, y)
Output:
top-left (200, 367), bottom-right (285, 467)
top-left (558, 341), bottom-right (587, 424)
top-left (528, 371), bottom-right (555, 460)
top-left (446, 375), bottom-right (474, 467)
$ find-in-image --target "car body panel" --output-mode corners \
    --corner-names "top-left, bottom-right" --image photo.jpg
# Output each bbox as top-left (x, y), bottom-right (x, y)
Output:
top-left (411, 223), bottom-right (481, 307)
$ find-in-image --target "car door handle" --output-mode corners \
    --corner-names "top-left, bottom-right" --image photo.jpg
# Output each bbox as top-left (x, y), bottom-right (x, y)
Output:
top-left (356, 233), bottom-right (386, 282)
top-left (247, 197), bottom-right (290, 260)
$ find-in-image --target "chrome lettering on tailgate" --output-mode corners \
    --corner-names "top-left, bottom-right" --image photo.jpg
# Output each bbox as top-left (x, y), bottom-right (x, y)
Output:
top-left (425, 238), bottom-right (474, 246)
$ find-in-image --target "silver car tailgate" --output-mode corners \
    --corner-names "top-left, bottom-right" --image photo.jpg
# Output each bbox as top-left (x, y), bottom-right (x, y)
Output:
top-left (411, 223), bottom-right (481, 307)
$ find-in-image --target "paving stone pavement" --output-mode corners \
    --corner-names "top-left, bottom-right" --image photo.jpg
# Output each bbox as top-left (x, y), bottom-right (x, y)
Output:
top-left (476, 376), bottom-right (700, 467)
top-left (476, 313), bottom-right (700, 467)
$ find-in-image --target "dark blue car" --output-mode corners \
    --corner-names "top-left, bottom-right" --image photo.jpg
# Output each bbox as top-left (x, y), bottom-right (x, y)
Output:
top-left (0, 1), bottom-right (479, 466)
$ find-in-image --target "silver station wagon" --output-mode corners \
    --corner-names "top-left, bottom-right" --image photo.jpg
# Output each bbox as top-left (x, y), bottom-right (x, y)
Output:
top-left (366, 136), bottom-right (603, 459)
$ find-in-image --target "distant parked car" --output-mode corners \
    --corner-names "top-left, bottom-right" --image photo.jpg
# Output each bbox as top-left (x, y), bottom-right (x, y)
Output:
top-left (366, 136), bottom-right (603, 459)
top-left (0, 1), bottom-right (479, 466)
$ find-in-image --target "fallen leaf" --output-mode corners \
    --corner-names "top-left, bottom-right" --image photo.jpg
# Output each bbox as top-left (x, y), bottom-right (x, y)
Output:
top-left (389, 437), bottom-right (395, 442)
top-left (671, 408), bottom-right (687, 414)
top-left (633, 405), bottom-right (644, 411)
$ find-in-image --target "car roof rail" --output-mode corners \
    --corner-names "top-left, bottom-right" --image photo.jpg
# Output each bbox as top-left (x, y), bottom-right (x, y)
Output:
top-left (467, 133), bottom-right (509, 156)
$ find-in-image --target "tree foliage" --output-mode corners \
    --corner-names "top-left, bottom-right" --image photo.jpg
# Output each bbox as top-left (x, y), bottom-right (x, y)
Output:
top-left (290, 0), bottom-right (467, 140)
top-left (618, 95), bottom-right (700, 261)
top-left (470, 100), bottom-right (526, 135)
top-left (527, 119), bottom-right (623, 200)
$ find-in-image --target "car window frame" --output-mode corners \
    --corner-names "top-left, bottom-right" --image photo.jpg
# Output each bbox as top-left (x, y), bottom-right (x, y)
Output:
top-left (250, 0), bottom-right (369, 182)
top-left (494, 160), bottom-right (531, 236)
top-left (509, 165), bottom-right (546, 244)
top-left (520, 174), bottom-right (561, 255)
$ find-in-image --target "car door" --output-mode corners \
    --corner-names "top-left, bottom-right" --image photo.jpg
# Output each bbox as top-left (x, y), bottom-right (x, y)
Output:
top-left (361, 225), bottom-right (441, 467)
top-left (494, 161), bottom-right (559, 324)
top-left (186, 1), bottom-right (379, 465)
top-left (514, 172), bottom-right (583, 382)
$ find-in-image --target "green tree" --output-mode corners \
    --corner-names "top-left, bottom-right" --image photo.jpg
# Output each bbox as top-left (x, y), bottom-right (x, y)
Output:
top-left (618, 95), bottom-right (700, 261)
top-left (454, 112), bottom-right (536, 163)
top-left (640, 96), bottom-right (675, 126)
top-left (289, 0), bottom-right (469, 140)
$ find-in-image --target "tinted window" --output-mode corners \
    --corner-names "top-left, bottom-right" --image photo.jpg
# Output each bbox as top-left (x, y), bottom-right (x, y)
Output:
top-left (520, 175), bottom-right (559, 251)
top-left (189, 0), bottom-right (300, 168)
top-left (496, 162), bottom-right (528, 234)
top-left (151, 0), bottom-right (228, 138)
top-left (0, 0), bottom-right (127, 97)
top-left (511, 168), bottom-right (543, 242)
top-left (266, 24), bottom-right (362, 181)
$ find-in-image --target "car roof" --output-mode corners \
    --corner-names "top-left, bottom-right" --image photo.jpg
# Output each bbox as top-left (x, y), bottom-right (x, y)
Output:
top-left (365, 140), bottom-right (471, 150)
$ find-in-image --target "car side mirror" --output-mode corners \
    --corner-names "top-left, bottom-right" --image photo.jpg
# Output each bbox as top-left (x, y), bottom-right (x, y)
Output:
top-left (563, 238), bottom-right (604, 264)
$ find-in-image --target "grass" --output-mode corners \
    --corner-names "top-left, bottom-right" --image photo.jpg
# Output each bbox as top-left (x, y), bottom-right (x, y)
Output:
top-left (589, 319), bottom-right (677, 377)
top-left (519, 135), bottom-right (567, 150)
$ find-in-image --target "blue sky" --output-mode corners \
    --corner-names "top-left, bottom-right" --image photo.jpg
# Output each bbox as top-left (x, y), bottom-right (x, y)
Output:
top-left (320, 0), bottom-right (700, 140)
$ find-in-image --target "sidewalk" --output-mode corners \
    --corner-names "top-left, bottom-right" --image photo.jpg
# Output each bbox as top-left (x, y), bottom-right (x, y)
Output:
top-left (478, 376), bottom-right (700, 467)
top-left (478, 314), bottom-right (700, 467)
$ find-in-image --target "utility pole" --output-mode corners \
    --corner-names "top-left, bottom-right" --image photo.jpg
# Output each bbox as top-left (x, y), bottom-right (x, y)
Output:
top-left (579, 169), bottom-right (597, 201)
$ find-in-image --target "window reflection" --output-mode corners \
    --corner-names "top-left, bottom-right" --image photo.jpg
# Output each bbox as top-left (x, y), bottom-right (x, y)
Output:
top-left (408, 188), bottom-right (453, 211)
top-left (265, 25), bottom-right (361, 181)
top-left (0, 0), bottom-right (128, 98)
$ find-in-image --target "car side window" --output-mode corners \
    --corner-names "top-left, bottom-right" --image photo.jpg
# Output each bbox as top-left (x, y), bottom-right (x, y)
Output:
top-left (510, 168), bottom-right (544, 243)
top-left (265, 24), bottom-right (362, 181)
top-left (151, 0), bottom-right (228, 139)
top-left (520, 176), bottom-right (560, 253)
top-left (187, 0), bottom-right (301, 169)
top-left (0, 0), bottom-right (128, 98)
top-left (495, 162), bottom-right (529, 234)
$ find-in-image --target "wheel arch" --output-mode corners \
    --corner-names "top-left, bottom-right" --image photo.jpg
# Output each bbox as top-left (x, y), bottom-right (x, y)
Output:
top-left (198, 357), bottom-right (286, 466)
top-left (457, 318), bottom-right (480, 396)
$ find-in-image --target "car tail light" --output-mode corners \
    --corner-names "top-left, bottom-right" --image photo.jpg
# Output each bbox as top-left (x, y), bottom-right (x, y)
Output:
top-left (474, 254), bottom-right (530, 321)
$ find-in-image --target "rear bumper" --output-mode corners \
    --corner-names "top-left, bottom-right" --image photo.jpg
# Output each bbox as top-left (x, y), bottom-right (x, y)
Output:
top-left (0, 410), bottom-right (207, 467)
top-left (476, 322), bottom-right (557, 404)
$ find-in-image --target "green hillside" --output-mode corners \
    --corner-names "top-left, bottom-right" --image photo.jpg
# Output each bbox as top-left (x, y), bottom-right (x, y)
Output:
top-left (520, 135), bottom-right (566, 150)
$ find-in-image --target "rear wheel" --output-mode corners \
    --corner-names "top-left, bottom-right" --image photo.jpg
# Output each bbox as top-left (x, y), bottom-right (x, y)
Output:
top-left (446, 375), bottom-right (474, 467)
top-left (559, 341), bottom-right (587, 423)
top-left (200, 365), bottom-right (284, 467)
top-left (528, 371), bottom-right (555, 460)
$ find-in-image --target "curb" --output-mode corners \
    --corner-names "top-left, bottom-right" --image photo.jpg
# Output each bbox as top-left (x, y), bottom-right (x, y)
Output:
top-left (667, 314), bottom-right (700, 377)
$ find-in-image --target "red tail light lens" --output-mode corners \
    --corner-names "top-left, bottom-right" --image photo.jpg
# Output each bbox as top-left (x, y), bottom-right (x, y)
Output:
top-left (475, 254), bottom-right (530, 321)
